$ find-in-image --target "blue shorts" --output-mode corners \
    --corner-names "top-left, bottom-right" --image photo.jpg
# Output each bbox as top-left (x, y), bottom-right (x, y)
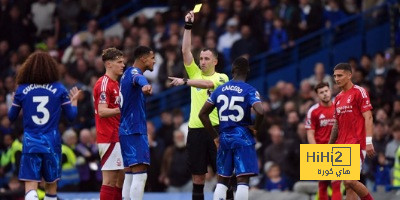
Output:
top-left (19, 152), bottom-right (61, 182)
top-left (119, 134), bottom-right (150, 167)
top-left (217, 145), bottom-right (258, 177)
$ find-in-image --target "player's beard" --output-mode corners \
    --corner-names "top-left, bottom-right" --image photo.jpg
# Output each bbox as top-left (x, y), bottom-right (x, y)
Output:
top-left (322, 99), bottom-right (331, 104)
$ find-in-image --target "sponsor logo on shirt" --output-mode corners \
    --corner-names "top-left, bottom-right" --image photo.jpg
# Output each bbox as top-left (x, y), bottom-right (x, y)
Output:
top-left (320, 119), bottom-right (335, 127)
top-left (336, 105), bottom-right (353, 115)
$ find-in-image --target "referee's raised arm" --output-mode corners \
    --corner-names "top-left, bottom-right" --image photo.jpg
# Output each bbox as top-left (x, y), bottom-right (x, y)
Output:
top-left (182, 11), bottom-right (194, 66)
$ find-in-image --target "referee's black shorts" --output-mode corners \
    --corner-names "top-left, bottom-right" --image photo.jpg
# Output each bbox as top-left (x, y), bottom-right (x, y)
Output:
top-left (186, 126), bottom-right (218, 175)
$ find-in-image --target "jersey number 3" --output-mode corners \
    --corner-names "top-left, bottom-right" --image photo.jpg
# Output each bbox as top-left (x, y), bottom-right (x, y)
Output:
top-left (217, 95), bottom-right (244, 122)
top-left (32, 96), bottom-right (50, 125)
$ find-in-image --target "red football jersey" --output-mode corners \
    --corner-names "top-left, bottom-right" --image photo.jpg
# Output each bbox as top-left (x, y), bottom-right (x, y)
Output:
top-left (305, 103), bottom-right (335, 144)
top-left (334, 85), bottom-right (373, 150)
top-left (93, 75), bottom-right (120, 143)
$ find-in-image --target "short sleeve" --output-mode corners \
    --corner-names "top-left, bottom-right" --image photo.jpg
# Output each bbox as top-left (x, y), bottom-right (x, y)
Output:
top-left (207, 89), bottom-right (217, 104)
top-left (332, 98), bottom-right (337, 119)
top-left (305, 109), bottom-right (316, 130)
top-left (211, 73), bottom-right (229, 90)
top-left (248, 89), bottom-right (261, 106)
top-left (184, 60), bottom-right (201, 79)
top-left (356, 87), bottom-right (373, 113)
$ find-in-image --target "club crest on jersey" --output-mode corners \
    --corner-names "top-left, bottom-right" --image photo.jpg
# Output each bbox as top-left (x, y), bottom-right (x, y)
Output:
top-left (347, 95), bottom-right (352, 103)
top-left (132, 68), bottom-right (139, 75)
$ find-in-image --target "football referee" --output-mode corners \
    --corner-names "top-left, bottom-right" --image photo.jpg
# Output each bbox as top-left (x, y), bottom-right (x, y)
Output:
top-left (168, 11), bottom-right (228, 200)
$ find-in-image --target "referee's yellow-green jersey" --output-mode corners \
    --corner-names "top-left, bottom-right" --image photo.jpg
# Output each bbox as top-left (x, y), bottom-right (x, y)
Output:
top-left (185, 60), bottom-right (229, 128)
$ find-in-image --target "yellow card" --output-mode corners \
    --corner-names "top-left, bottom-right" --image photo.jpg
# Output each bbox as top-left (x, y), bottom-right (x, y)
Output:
top-left (193, 4), bottom-right (202, 13)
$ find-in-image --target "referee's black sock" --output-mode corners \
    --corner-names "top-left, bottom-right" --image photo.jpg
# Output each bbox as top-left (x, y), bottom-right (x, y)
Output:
top-left (192, 184), bottom-right (204, 200)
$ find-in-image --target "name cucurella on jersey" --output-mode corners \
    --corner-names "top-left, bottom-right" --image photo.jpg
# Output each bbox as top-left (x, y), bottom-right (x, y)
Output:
top-left (222, 85), bottom-right (243, 93)
top-left (22, 84), bottom-right (57, 94)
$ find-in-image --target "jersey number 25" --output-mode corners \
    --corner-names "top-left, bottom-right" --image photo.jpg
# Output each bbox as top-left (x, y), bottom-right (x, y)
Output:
top-left (217, 95), bottom-right (244, 122)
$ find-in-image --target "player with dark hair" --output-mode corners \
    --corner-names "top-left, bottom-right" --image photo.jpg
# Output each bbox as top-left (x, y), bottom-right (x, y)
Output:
top-left (329, 63), bottom-right (375, 200)
top-left (199, 57), bottom-right (264, 200)
top-left (305, 82), bottom-right (341, 200)
top-left (119, 46), bottom-right (154, 200)
top-left (167, 10), bottom-right (229, 200)
top-left (93, 47), bottom-right (125, 200)
top-left (8, 52), bottom-right (80, 200)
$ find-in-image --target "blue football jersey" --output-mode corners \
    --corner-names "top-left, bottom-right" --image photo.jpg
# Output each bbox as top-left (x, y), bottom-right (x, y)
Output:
top-left (119, 67), bottom-right (149, 135)
top-left (8, 82), bottom-right (77, 153)
top-left (207, 80), bottom-right (261, 148)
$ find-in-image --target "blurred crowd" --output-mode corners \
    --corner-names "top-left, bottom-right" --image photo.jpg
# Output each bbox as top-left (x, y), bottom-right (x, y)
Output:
top-left (0, 0), bottom-right (397, 197)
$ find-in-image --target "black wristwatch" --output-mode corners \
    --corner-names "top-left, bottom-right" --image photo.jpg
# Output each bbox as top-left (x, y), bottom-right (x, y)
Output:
top-left (183, 78), bottom-right (188, 85)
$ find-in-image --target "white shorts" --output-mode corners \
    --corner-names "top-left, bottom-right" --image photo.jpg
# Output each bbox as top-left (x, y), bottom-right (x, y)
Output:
top-left (360, 150), bottom-right (366, 170)
top-left (98, 142), bottom-right (124, 170)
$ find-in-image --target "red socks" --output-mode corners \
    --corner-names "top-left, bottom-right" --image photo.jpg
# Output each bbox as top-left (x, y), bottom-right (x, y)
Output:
top-left (361, 193), bottom-right (374, 200)
top-left (318, 181), bottom-right (329, 200)
top-left (100, 185), bottom-right (114, 200)
top-left (113, 187), bottom-right (122, 200)
top-left (331, 181), bottom-right (342, 200)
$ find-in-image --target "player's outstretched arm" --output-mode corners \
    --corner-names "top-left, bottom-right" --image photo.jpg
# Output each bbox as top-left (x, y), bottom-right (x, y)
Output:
top-left (182, 11), bottom-right (194, 66)
top-left (199, 101), bottom-right (219, 147)
top-left (98, 103), bottom-right (120, 118)
top-left (363, 110), bottom-right (375, 158)
top-left (142, 85), bottom-right (153, 95)
top-left (134, 73), bottom-right (153, 95)
top-left (328, 120), bottom-right (338, 144)
top-left (168, 77), bottom-right (214, 89)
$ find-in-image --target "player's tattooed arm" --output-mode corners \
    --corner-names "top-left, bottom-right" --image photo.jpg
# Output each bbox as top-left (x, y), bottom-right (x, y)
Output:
top-left (328, 120), bottom-right (338, 144)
